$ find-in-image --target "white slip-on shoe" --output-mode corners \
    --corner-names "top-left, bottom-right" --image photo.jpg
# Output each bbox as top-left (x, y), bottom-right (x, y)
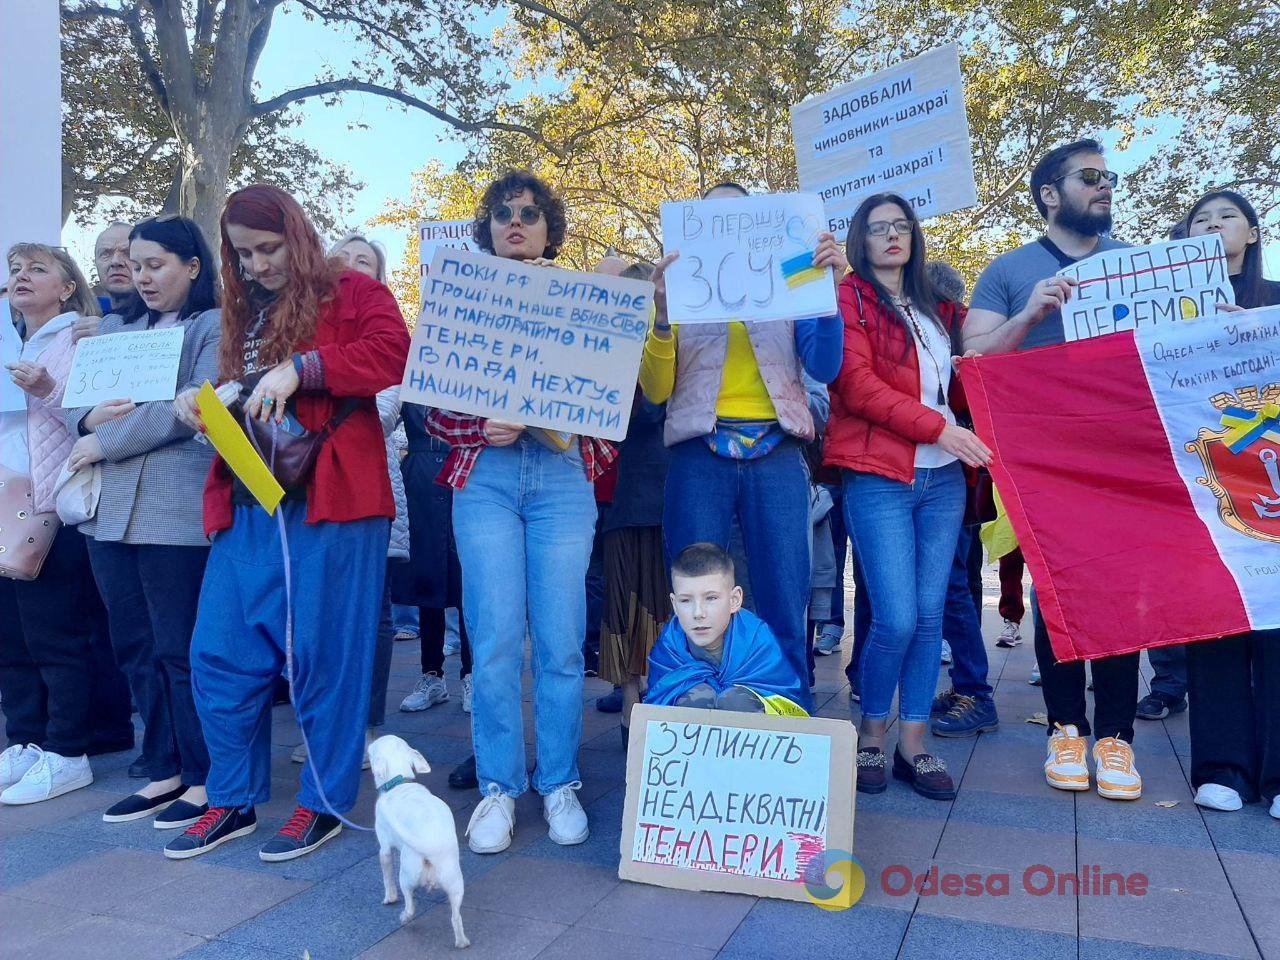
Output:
top-left (543, 781), bottom-right (589, 845)
top-left (1194, 783), bottom-right (1243, 812)
top-left (1, 751), bottom-right (93, 805)
top-left (466, 788), bottom-right (516, 854)
top-left (1270, 795), bottom-right (1280, 821)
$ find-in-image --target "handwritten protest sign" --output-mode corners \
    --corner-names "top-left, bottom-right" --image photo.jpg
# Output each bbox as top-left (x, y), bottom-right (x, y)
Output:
top-left (61, 326), bottom-right (185, 408)
top-left (790, 44), bottom-right (977, 234)
top-left (1, 300), bottom-right (26, 413)
top-left (659, 192), bottom-right (837, 325)
top-left (619, 705), bottom-right (856, 903)
top-left (418, 220), bottom-right (475, 302)
top-left (402, 248), bottom-right (654, 441)
top-left (1058, 234), bottom-right (1234, 342)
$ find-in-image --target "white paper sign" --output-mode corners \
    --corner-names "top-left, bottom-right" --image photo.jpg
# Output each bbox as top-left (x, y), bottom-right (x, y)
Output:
top-left (418, 220), bottom-right (475, 302)
top-left (791, 44), bottom-right (977, 234)
top-left (61, 326), bottom-right (186, 408)
top-left (1, 300), bottom-right (26, 413)
top-left (402, 248), bottom-right (654, 441)
top-left (659, 192), bottom-right (837, 325)
top-left (1057, 234), bottom-right (1235, 342)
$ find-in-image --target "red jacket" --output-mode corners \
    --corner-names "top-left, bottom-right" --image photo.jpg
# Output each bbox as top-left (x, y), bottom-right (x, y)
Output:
top-left (203, 270), bottom-right (410, 535)
top-left (823, 272), bottom-right (967, 484)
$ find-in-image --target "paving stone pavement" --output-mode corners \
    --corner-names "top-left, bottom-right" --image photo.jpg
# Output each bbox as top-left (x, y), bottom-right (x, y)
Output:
top-left (2, 570), bottom-right (1278, 960)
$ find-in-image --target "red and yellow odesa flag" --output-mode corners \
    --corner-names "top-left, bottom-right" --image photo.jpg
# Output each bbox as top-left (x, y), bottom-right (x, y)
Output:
top-left (960, 305), bottom-right (1280, 662)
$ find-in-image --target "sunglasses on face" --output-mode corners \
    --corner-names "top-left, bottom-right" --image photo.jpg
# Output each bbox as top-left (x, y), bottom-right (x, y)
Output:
top-left (1052, 167), bottom-right (1119, 189)
top-left (867, 218), bottom-right (913, 237)
top-left (492, 204), bottom-right (543, 227)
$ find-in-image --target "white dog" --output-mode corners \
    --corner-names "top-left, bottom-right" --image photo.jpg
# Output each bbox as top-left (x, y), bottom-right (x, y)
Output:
top-left (367, 735), bottom-right (469, 949)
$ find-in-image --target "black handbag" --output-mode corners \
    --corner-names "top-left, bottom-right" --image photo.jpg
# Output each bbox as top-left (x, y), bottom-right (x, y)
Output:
top-left (237, 378), bottom-right (360, 489)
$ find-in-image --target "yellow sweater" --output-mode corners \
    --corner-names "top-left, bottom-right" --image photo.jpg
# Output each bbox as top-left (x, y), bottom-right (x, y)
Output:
top-left (639, 322), bottom-right (777, 420)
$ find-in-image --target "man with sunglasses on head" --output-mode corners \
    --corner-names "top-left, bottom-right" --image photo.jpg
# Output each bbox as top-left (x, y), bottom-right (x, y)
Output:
top-left (964, 139), bottom-right (1143, 804)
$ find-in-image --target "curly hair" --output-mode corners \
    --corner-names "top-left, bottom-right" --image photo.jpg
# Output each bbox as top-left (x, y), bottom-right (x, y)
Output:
top-left (217, 184), bottom-right (342, 381)
top-left (471, 170), bottom-right (567, 259)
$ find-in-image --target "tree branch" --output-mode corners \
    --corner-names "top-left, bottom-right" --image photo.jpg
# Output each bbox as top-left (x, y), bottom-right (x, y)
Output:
top-left (250, 79), bottom-right (567, 158)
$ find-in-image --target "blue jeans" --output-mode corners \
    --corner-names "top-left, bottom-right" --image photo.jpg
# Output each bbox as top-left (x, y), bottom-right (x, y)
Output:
top-left (844, 463), bottom-right (965, 723)
top-left (453, 437), bottom-right (596, 797)
top-left (192, 504), bottom-right (387, 812)
top-left (1148, 644), bottom-right (1187, 701)
top-left (942, 525), bottom-right (993, 700)
top-left (391, 604), bottom-right (420, 637)
top-left (663, 438), bottom-right (813, 713)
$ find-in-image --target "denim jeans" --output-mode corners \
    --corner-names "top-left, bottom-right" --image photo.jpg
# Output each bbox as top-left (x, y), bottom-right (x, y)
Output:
top-left (391, 604), bottom-right (420, 636)
top-left (453, 436), bottom-right (596, 797)
top-left (663, 438), bottom-right (813, 713)
top-left (1147, 644), bottom-right (1187, 701)
top-left (844, 463), bottom-right (965, 723)
top-left (942, 525), bottom-right (993, 700)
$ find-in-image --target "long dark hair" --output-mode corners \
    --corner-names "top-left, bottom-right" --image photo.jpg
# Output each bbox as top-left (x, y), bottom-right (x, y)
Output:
top-left (125, 215), bottom-right (219, 322)
top-left (1186, 190), bottom-right (1266, 309)
top-left (844, 193), bottom-right (941, 353)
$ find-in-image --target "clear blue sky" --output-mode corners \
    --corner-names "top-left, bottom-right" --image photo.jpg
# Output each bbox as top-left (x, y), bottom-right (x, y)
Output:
top-left (63, 7), bottom-right (1279, 281)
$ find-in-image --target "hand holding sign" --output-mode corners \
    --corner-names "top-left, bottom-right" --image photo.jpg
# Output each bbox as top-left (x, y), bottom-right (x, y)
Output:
top-left (61, 326), bottom-right (185, 408)
top-left (658, 192), bottom-right (838, 325)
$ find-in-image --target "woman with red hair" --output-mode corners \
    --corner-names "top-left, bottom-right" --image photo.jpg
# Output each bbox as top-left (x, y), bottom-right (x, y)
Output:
top-left (164, 185), bottom-right (409, 861)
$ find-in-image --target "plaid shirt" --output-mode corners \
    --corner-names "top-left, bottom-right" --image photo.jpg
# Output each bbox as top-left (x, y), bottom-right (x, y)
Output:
top-left (424, 409), bottom-right (618, 490)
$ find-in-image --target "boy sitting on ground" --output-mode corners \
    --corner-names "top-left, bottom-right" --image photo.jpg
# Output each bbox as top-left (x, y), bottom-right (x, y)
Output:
top-left (646, 543), bottom-right (808, 716)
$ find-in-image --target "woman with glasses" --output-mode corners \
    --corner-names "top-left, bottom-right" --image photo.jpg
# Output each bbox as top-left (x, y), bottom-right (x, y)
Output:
top-left (0, 244), bottom-right (113, 805)
top-left (163, 185), bottom-right (409, 861)
top-left (65, 215), bottom-right (221, 830)
top-left (824, 193), bottom-right (991, 800)
top-left (1181, 189), bottom-right (1280, 819)
top-left (426, 170), bottom-right (600, 854)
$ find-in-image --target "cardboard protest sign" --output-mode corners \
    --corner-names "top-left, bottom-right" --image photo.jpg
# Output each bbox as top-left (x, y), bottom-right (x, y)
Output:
top-left (790, 44), bottom-right (977, 234)
top-left (658, 192), bottom-right (837, 325)
top-left (619, 705), bottom-right (857, 904)
top-left (193, 382), bottom-right (284, 514)
top-left (1, 300), bottom-right (26, 413)
top-left (418, 220), bottom-right (475, 302)
top-left (402, 248), bottom-right (654, 441)
top-left (61, 326), bottom-right (185, 408)
top-left (1057, 234), bottom-right (1234, 342)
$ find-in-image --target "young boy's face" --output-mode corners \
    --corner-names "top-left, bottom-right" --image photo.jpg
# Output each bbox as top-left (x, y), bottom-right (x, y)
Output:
top-left (670, 570), bottom-right (743, 651)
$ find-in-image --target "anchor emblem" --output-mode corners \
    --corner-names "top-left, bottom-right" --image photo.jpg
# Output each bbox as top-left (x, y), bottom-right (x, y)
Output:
top-left (1256, 449), bottom-right (1280, 519)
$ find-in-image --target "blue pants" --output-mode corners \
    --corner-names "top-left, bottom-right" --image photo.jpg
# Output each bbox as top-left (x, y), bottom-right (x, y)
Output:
top-left (942, 525), bottom-right (993, 700)
top-left (845, 463), bottom-right (965, 723)
top-left (664, 438), bottom-right (813, 713)
top-left (191, 504), bottom-right (388, 813)
top-left (452, 437), bottom-right (596, 797)
top-left (391, 604), bottom-right (420, 637)
top-left (1148, 644), bottom-right (1187, 701)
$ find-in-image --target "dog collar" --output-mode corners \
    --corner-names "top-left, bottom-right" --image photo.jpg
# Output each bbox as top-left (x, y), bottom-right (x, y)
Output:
top-left (377, 775), bottom-right (415, 794)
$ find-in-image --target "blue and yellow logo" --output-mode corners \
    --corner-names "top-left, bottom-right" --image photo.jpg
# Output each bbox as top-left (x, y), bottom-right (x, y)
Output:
top-left (803, 849), bottom-right (865, 911)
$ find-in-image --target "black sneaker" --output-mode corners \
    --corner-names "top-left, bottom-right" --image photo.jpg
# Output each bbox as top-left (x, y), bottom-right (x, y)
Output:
top-left (259, 806), bottom-right (342, 862)
top-left (1136, 692), bottom-right (1187, 721)
top-left (154, 798), bottom-right (209, 830)
top-left (103, 785), bottom-right (186, 823)
top-left (449, 755), bottom-right (478, 790)
top-left (164, 806), bottom-right (257, 860)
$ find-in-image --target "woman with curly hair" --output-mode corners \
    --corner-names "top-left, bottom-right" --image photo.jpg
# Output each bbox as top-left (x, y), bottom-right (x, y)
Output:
top-left (164, 185), bottom-right (409, 862)
top-left (426, 170), bottom-right (601, 854)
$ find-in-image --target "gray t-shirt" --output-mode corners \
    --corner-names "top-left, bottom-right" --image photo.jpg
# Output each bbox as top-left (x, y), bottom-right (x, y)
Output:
top-left (969, 236), bottom-right (1130, 350)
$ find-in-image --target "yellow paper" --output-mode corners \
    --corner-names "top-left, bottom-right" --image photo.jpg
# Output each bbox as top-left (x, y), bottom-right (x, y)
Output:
top-left (980, 484), bottom-right (1020, 563)
top-left (195, 381), bottom-right (284, 514)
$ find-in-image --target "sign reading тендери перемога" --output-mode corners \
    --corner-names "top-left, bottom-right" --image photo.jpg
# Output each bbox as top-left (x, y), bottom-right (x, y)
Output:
top-left (401, 248), bottom-right (654, 441)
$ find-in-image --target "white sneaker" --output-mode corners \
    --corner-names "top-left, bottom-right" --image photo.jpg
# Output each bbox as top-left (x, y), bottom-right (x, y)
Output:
top-left (461, 675), bottom-right (473, 714)
top-left (400, 673), bottom-right (449, 712)
top-left (1044, 724), bottom-right (1090, 792)
top-left (543, 781), bottom-right (588, 845)
top-left (1270, 796), bottom-right (1280, 820)
top-left (1093, 737), bottom-right (1142, 801)
top-left (1195, 783), bottom-right (1243, 812)
top-left (997, 619), bottom-right (1023, 648)
top-left (466, 789), bottom-right (515, 854)
top-left (0, 743), bottom-right (41, 789)
top-left (1, 750), bottom-right (93, 804)
top-left (940, 640), bottom-right (953, 665)
top-left (1029, 662), bottom-right (1042, 686)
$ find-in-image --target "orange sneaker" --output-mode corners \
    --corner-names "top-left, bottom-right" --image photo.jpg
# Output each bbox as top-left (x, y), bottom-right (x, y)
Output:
top-left (1044, 723), bottom-right (1090, 791)
top-left (1093, 737), bottom-right (1142, 800)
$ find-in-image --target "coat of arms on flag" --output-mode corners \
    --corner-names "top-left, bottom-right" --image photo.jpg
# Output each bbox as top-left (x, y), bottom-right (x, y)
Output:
top-left (1187, 384), bottom-right (1280, 543)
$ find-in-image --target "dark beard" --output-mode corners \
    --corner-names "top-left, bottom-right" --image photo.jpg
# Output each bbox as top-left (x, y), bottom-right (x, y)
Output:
top-left (1056, 196), bottom-right (1112, 236)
